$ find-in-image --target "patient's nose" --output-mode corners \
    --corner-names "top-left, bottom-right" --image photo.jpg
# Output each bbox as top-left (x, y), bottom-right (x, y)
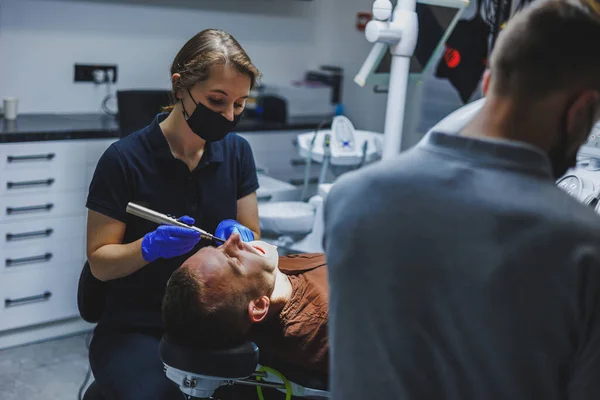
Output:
top-left (223, 232), bottom-right (244, 250)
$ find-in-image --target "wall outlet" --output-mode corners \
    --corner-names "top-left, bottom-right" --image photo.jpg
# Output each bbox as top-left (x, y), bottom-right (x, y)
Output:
top-left (74, 64), bottom-right (118, 83)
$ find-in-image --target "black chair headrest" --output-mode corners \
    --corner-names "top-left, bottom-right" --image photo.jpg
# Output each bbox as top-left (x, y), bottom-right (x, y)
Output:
top-left (159, 336), bottom-right (259, 379)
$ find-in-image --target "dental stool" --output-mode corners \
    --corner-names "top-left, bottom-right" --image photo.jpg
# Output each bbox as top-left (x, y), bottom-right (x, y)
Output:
top-left (78, 260), bottom-right (106, 400)
top-left (159, 336), bottom-right (330, 399)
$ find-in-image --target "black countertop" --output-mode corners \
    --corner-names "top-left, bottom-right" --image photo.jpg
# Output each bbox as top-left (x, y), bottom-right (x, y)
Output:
top-left (0, 113), bottom-right (327, 143)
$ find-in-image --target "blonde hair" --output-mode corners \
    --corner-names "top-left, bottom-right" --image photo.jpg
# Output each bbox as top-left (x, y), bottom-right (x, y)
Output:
top-left (163, 29), bottom-right (261, 112)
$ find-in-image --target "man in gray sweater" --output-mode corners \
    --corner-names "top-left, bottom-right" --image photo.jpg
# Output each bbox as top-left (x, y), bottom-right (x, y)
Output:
top-left (324, 0), bottom-right (600, 399)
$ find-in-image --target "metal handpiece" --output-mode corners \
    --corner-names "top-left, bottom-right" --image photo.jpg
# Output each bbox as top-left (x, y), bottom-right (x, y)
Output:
top-left (125, 202), bottom-right (224, 243)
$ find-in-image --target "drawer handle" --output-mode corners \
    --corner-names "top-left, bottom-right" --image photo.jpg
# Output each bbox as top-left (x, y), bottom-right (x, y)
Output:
top-left (7, 178), bottom-right (55, 189)
top-left (7, 153), bottom-right (56, 163)
top-left (6, 229), bottom-right (53, 241)
top-left (6, 203), bottom-right (54, 215)
top-left (6, 253), bottom-right (53, 267)
top-left (5, 291), bottom-right (52, 308)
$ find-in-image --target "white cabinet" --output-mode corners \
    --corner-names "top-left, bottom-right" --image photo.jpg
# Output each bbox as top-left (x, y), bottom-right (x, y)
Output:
top-left (0, 138), bottom-right (116, 335)
top-left (0, 267), bottom-right (82, 332)
top-left (0, 166), bottom-right (86, 196)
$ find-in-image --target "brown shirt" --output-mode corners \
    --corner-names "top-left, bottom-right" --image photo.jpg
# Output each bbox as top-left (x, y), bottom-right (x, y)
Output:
top-left (249, 253), bottom-right (329, 375)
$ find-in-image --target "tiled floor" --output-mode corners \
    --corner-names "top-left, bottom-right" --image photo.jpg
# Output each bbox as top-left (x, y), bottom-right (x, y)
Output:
top-left (0, 333), bottom-right (93, 400)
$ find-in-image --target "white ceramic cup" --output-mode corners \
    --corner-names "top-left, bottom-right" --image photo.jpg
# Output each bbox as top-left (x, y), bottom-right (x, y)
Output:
top-left (3, 97), bottom-right (19, 120)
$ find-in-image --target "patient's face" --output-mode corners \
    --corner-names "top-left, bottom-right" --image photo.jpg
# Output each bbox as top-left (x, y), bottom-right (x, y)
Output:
top-left (183, 233), bottom-right (279, 298)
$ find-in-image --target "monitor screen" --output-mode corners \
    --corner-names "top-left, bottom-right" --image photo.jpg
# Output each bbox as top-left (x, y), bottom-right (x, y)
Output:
top-left (375, 3), bottom-right (461, 75)
top-left (354, 0), bottom-right (467, 87)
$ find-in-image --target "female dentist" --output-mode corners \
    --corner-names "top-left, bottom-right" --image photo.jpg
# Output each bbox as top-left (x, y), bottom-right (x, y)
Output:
top-left (85, 29), bottom-right (260, 399)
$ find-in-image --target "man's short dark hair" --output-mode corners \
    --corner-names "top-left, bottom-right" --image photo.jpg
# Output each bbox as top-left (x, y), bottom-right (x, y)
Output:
top-left (162, 267), bottom-right (252, 349)
top-left (490, 0), bottom-right (600, 99)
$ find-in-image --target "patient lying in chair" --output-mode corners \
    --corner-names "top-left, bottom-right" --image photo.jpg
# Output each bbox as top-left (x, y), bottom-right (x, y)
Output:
top-left (162, 232), bottom-right (329, 376)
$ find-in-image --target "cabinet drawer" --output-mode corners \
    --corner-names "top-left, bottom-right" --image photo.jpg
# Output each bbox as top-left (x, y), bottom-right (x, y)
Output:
top-left (1, 237), bottom-right (85, 274)
top-left (0, 216), bottom-right (85, 252)
top-left (0, 167), bottom-right (86, 196)
top-left (0, 141), bottom-right (87, 171)
top-left (0, 191), bottom-right (86, 223)
top-left (0, 266), bottom-right (81, 332)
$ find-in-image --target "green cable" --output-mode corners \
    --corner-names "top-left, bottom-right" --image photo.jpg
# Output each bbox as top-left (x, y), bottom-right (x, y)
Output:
top-left (255, 365), bottom-right (292, 400)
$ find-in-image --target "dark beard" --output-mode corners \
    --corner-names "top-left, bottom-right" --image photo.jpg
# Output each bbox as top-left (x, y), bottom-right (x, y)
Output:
top-left (550, 111), bottom-right (578, 180)
top-left (548, 143), bottom-right (577, 180)
top-left (550, 98), bottom-right (599, 180)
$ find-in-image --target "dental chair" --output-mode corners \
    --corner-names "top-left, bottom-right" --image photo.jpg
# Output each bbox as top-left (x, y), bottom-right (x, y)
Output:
top-left (259, 116), bottom-right (383, 254)
top-left (78, 259), bottom-right (330, 399)
top-left (256, 173), bottom-right (300, 203)
top-left (159, 335), bottom-right (330, 399)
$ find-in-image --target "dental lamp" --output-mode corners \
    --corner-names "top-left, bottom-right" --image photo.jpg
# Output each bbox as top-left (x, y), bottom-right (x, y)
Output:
top-left (356, 0), bottom-right (469, 159)
top-left (366, 0), bottom-right (417, 160)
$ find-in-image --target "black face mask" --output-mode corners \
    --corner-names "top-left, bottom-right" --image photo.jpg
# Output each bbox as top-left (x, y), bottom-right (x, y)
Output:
top-left (181, 90), bottom-right (242, 142)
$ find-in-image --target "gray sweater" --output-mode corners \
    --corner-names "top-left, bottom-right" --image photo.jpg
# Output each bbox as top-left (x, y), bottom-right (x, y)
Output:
top-left (324, 131), bottom-right (600, 400)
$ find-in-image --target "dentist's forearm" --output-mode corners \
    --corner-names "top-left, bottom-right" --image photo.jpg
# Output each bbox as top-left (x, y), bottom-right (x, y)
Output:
top-left (88, 239), bottom-right (148, 282)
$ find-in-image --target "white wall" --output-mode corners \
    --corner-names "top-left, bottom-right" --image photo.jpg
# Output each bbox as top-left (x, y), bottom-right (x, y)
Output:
top-left (0, 0), bottom-right (319, 113)
top-left (0, 0), bottom-right (479, 136)
top-left (313, 0), bottom-right (480, 142)
top-left (314, 0), bottom-right (388, 133)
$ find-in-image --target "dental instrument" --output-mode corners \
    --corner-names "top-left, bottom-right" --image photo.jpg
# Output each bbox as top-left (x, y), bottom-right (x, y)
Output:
top-left (126, 202), bottom-right (225, 243)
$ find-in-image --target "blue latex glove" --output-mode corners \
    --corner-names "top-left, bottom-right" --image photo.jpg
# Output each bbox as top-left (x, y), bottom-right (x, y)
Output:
top-left (141, 216), bottom-right (201, 262)
top-left (215, 219), bottom-right (255, 242)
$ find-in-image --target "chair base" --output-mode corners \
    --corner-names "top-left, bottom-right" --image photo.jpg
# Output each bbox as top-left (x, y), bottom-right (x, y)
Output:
top-left (159, 336), bottom-right (329, 399)
top-left (163, 364), bottom-right (330, 399)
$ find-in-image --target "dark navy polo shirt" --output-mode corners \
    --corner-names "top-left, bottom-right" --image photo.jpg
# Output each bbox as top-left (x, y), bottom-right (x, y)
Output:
top-left (86, 112), bottom-right (259, 329)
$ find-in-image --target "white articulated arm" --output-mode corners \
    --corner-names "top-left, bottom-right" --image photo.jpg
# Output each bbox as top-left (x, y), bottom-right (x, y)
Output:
top-left (364, 0), bottom-right (419, 159)
top-left (372, 0), bottom-right (393, 20)
top-left (366, 0), bottom-right (418, 57)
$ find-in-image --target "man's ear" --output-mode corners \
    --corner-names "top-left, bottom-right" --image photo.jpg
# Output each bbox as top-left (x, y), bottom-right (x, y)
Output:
top-left (172, 73), bottom-right (182, 100)
top-left (566, 90), bottom-right (600, 135)
top-left (248, 296), bottom-right (270, 323)
top-left (482, 69), bottom-right (491, 97)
